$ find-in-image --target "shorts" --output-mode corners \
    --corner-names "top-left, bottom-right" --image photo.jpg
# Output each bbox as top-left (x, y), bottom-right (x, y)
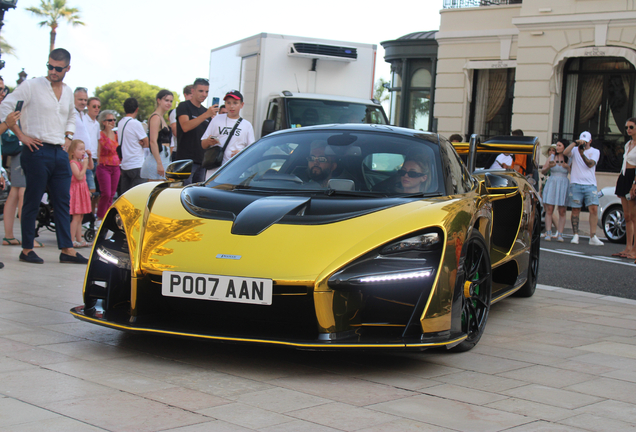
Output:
top-left (568, 183), bottom-right (599, 208)
top-left (9, 155), bottom-right (26, 188)
top-left (86, 163), bottom-right (96, 190)
top-left (615, 168), bottom-right (635, 197)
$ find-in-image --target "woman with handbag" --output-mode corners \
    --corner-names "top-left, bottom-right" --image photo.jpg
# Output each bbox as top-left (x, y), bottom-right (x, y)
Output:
top-left (2, 112), bottom-right (39, 253)
top-left (141, 90), bottom-right (174, 180)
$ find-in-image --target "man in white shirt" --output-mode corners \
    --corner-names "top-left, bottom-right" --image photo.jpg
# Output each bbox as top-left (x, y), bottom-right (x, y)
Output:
top-left (201, 90), bottom-right (255, 179)
top-left (118, 97), bottom-right (149, 193)
top-left (85, 96), bottom-right (101, 213)
top-left (564, 131), bottom-right (603, 246)
top-left (0, 48), bottom-right (87, 264)
top-left (73, 88), bottom-right (95, 195)
top-left (489, 153), bottom-right (514, 170)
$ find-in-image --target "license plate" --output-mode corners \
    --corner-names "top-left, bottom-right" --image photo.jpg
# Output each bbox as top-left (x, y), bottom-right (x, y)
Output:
top-left (162, 271), bottom-right (273, 305)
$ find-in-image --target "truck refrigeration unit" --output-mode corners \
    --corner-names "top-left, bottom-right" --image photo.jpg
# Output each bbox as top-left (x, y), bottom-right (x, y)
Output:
top-left (208, 33), bottom-right (389, 139)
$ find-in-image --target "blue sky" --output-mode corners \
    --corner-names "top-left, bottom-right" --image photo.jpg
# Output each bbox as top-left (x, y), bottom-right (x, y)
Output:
top-left (2, 0), bottom-right (443, 97)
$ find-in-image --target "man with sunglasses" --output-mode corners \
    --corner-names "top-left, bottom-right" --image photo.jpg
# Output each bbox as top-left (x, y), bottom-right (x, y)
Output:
top-left (175, 78), bottom-right (219, 184)
top-left (0, 48), bottom-right (88, 264)
top-left (306, 142), bottom-right (338, 187)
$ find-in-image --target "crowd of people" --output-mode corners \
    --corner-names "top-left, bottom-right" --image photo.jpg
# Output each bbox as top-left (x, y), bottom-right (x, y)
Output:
top-left (539, 126), bottom-right (636, 259)
top-left (0, 48), bottom-right (255, 268)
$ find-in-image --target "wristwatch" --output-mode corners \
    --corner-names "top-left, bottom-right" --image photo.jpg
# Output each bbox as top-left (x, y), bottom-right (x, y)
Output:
top-left (65, 133), bottom-right (74, 140)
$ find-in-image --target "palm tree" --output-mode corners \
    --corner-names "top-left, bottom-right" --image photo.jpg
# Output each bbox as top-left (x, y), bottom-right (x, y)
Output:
top-left (26, 0), bottom-right (84, 53)
top-left (0, 36), bottom-right (16, 57)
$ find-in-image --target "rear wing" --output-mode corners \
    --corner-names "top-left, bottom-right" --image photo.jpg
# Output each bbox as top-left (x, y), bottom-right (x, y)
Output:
top-left (452, 134), bottom-right (540, 173)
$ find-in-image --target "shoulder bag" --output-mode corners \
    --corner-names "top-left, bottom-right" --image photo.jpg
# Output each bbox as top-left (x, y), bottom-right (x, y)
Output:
top-left (116, 118), bottom-right (132, 160)
top-left (201, 118), bottom-right (242, 170)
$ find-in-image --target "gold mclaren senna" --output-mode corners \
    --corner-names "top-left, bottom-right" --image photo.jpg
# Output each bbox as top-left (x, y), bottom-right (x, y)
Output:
top-left (71, 124), bottom-right (541, 352)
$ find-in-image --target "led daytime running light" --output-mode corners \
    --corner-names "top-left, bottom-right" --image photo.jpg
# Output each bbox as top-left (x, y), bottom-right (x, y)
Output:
top-left (358, 270), bottom-right (432, 283)
top-left (97, 246), bottom-right (119, 265)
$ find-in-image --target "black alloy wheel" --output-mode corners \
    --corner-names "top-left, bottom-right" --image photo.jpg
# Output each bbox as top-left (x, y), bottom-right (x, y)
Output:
top-left (515, 205), bottom-right (540, 298)
top-left (450, 231), bottom-right (492, 353)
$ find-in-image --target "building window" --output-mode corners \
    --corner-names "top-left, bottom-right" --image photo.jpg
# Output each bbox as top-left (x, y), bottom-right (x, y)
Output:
top-left (469, 68), bottom-right (516, 140)
top-left (559, 57), bottom-right (636, 172)
top-left (388, 59), bottom-right (435, 131)
top-left (409, 66), bottom-right (432, 130)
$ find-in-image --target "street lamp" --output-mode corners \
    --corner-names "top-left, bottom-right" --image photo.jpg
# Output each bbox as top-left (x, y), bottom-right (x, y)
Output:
top-left (0, 0), bottom-right (18, 70)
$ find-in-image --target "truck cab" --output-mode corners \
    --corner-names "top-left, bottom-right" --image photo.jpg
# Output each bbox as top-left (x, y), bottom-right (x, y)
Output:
top-left (262, 91), bottom-right (389, 137)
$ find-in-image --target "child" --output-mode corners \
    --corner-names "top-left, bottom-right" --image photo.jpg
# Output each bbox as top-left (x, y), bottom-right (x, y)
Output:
top-left (68, 139), bottom-right (94, 248)
top-left (201, 90), bottom-right (255, 180)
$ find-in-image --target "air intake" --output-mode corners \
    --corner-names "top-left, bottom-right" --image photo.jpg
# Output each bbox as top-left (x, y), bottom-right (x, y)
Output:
top-left (288, 43), bottom-right (358, 62)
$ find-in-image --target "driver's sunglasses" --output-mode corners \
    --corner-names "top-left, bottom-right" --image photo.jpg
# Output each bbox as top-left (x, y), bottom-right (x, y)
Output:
top-left (46, 63), bottom-right (68, 72)
top-left (398, 169), bottom-right (426, 178)
top-left (307, 155), bottom-right (328, 163)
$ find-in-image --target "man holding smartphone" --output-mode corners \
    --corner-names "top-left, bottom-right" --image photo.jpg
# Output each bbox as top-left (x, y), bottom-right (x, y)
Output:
top-left (0, 48), bottom-right (88, 264)
top-left (564, 131), bottom-right (603, 246)
top-left (175, 78), bottom-right (218, 184)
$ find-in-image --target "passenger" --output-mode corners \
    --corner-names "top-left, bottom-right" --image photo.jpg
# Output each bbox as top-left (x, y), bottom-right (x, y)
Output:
top-left (397, 156), bottom-right (430, 193)
top-left (306, 142), bottom-right (337, 187)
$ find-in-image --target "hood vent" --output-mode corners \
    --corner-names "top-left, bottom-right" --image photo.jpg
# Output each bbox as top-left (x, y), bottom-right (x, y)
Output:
top-left (288, 43), bottom-right (357, 62)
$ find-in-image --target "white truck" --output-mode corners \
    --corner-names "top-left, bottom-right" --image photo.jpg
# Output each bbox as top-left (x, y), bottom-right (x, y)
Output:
top-left (208, 33), bottom-right (388, 139)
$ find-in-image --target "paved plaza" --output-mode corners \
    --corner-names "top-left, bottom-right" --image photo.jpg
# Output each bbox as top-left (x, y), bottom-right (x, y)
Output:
top-left (1, 229), bottom-right (636, 431)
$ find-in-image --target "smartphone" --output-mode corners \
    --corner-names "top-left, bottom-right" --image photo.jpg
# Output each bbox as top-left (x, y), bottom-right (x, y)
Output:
top-left (212, 97), bottom-right (220, 106)
top-left (15, 100), bottom-right (24, 112)
top-left (549, 154), bottom-right (554, 161)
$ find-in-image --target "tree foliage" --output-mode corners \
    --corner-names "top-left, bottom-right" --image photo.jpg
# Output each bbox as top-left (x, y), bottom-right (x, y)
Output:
top-left (94, 80), bottom-right (178, 122)
top-left (26, 0), bottom-right (84, 53)
top-left (0, 36), bottom-right (16, 58)
top-left (374, 78), bottom-right (390, 103)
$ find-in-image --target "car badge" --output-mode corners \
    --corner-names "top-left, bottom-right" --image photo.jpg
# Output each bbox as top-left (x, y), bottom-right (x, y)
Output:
top-left (216, 254), bottom-right (242, 260)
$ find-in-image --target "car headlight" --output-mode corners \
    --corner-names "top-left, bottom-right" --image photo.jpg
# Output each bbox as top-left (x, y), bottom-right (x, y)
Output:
top-left (381, 232), bottom-right (441, 255)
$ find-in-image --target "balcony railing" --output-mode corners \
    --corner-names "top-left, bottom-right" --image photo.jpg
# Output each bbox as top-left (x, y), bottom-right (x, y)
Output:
top-left (443, 0), bottom-right (521, 8)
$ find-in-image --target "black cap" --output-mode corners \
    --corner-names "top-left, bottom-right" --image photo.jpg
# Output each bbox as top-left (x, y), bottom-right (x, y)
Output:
top-left (224, 90), bottom-right (243, 102)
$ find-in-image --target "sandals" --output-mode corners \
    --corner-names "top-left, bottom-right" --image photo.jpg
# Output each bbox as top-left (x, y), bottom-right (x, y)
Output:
top-left (2, 238), bottom-right (43, 247)
top-left (73, 241), bottom-right (89, 248)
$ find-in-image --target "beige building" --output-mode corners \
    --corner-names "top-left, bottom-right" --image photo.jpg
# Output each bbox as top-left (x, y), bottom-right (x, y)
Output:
top-left (434, 0), bottom-right (636, 187)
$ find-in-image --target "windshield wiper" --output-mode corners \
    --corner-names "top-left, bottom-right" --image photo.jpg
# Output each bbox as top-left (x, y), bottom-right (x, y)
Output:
top-left (397, 192), bottom-right (444, 198)
top-left (323, 189), bottom-right (390, 198)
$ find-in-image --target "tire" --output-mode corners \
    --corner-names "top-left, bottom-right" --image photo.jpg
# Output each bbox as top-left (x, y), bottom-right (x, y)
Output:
top-left (602, 205), bottom-right (626, 244)
top-left (84, 229), bottom-right (95, 242)
top-left (449, 231), bottom-right (492, 353)
top-left (515, 205), bottom-right (540, 298)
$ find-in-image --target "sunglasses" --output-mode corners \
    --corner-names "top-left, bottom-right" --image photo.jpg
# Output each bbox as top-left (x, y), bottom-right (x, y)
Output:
top-left (626, 125), bottom-right (635, 130)
top-left (46, 63), bottom-right (68, 72)
top-left (307, 155), bottom-right (328, 163)
top-left (104, 119), bottom-right (116, 122)
top-left (75, 87), bottom-right (87, 92)
top-left (398, 169), bottom-right (426, 178)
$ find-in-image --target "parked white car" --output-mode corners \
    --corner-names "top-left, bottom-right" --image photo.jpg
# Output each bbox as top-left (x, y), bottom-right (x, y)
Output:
top-left (598, 187), bottom-right (625, 243)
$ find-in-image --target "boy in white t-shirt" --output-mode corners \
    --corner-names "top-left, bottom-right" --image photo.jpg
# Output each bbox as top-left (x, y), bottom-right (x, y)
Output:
top-left (201, 90), bottom-right (255, 179)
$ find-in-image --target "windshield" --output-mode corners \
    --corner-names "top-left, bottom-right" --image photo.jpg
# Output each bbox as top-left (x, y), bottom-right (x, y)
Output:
top-left (287, 99), bottom-right (387, 128)
top-left (207, 130), bottom-right (444, 197)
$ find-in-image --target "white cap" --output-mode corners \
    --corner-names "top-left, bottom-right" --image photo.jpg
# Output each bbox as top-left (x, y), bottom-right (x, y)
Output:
top-left (579, 131), bottom-right (592, 142)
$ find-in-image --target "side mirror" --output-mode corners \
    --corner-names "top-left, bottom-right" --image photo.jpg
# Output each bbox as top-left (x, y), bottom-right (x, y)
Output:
top-left (165, 159), bottom-right (192, 181)
top-left (261, 119), bottom-right (276, 137)
top-left (484, 172), bottom-right (518, 195)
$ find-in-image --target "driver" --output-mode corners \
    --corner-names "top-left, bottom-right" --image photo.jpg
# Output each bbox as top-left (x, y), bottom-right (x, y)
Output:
top-left (307, 142), bottom-right (338, 187)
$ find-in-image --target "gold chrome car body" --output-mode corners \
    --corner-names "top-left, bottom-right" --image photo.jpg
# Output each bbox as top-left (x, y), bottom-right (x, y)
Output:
top-left (72, 128), bottom-right (540, 351)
